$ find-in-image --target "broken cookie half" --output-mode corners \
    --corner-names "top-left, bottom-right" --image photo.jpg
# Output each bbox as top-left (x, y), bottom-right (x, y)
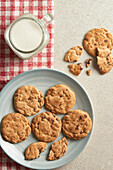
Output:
top-left (64, 46), bottom-right (83, 62)
top-left (47, 137), bottom-right (68, 161)
top-left (25, 142), bottom-right (47, 160)
top-left (68, 63), bottom-right (83, 76)
top-left (97, 48), bottom-right (113, 74)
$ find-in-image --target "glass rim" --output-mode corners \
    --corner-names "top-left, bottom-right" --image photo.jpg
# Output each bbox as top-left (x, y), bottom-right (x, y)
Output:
top-left (9, 17), bottom-right (44, 53)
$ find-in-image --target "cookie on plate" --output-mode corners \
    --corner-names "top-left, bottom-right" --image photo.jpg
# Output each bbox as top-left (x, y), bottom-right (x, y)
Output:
top-left (14, 85), bottom-right (44, 116)
top-left (68, 63), bottom-right (83, 76)
top-left (45, 84), bottom-right (76, 114)
top-left (62, 109), bottom-right (92, 140)
top-left (1, 113), bottom-right (31, 143)
top-left (83, 28), bottom-right (113, 57)
top-left (32, 112), bottom-right (61, 142)
top-left (47, 137), bottom-right (68, 161)
top-left (64, 46), bottom-right (83, 62)
top-left (97, 48), bottom-right (113, 74)
top-left (25, 142), bottom-right (47, 160)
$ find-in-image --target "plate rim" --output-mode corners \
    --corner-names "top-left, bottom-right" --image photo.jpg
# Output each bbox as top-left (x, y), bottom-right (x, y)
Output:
top-left (0, 68), bottom-right (95, 169)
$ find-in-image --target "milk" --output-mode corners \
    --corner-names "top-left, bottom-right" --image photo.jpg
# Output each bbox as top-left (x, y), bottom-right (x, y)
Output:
top-left (10, 18), bottom-right (43, 52)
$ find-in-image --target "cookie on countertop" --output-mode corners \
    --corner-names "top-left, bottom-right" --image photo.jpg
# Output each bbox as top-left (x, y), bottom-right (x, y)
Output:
top-left (1, 113), bottom-right (31, 143)
top-left (45, 84), bottom-right (76, 114)
top-left (47, 137), bottom-right (68, 161)
top-left (25, 142), bottom-right (47, 160)
top-left (68, 63), bottom-right (83, 76)
top-left (14, 85), bottom-right (44, 116)
top-left (83, 28), bottom-right (113, 57)
top-left (64, 46), bottom-right (83, 62)
top-left (97, 48), bottom-right (113, 74)
top-left (62, 109), bottom-right (92, 140)
top-left (32, 112), bottom-right (61, 142)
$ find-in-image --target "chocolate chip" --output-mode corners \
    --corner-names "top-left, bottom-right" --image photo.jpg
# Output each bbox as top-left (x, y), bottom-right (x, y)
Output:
top-left (80, 132), bottom-right (82, 134)
top-left (104, 40), bottom-right (107, 42)
top-left (60, 95), bottom-right (63, 97)
top-left (85, 38), bottom-right (88, 41)
top-left (84, 115), bottom-right (87, 118)
top-left (75, 125), bottom-right (79, 130)
top-left (80, 48), bottom-right (82, 50)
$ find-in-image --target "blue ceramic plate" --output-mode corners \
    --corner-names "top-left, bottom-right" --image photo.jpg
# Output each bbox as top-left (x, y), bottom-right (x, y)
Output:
top-left (0, 69), bottom-right (94, 169)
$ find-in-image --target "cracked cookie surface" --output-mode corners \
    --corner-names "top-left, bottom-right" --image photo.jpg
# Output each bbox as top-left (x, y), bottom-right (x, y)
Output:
top-left (14, 85), bottom-right (44, 116)
top-left (62, 109), bottom-right (92, 140)
top-left (68, 63), bottom-right (83, 76)
top-left (45, 84), bottom-right (76, 114)
top-left (32, 112), bottom-right (61, 142)
top-left (83, 28), bottom-right (113, 57)
top-left (64, 46), bottom-right (83, 62)
top-left (47, 137), bottom-right (68, 161)
top-left (1, 113), bottom-right (31, 143)
top-left (25, 142), bottom-right (47, 160)
top-left (97, 48), bottom-right (113, 74)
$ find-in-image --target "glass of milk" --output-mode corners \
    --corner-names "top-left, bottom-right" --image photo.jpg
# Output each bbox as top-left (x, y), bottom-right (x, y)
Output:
top-left (4, 13), bottom-right (54, 60)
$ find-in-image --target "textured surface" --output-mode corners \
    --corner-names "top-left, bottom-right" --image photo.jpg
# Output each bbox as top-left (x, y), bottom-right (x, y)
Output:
top-left (32, 112), bottom-right (61, 142)
top-left (25, 142), bottom-right (47, 160)
top-left (62, 110), bottom-right (92, 140)
top-left (0, 69), bottom-right (94, 169)
top-left (45, 84), bottom-right (76, 114)
top-left (54, 0), bottom-right (113, 169)
top-left (14, 85), bottom-right (44, 116)
top-left (1, 113), bottom-right (31, 143)
top-left (47, 137), bottom-right (68, 160)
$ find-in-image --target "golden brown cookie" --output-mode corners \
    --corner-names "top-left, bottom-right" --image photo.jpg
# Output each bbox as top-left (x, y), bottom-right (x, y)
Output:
top-left (85, 58), bottom-right (92, 68)
top-left (83, 28), bottom-right (113, 57)
top-left (62, 109), bottom-right (92, 140)
top-left (1, 113), bottom-right (31, 143)
top-left (32, 112), bottom-right (61, 142)
top-left (14, 85), bottom-right (44, 116)
top-left (68, 63), bottom-right (83, 76)
top-left (64, 46), bottom-right (83, 62)
top-left (25, 142), bottom-right (47, 160)
top-left (45, 84), bottom-right (76, 114)
top-left (97, 51), bottom-right (113, 74)
top-left (47, 137), bottom-right (68, 161)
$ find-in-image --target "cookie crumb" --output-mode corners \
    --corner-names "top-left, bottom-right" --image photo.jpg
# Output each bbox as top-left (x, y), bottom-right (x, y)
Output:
top-left (87, 70), bottom-right (91, 76)
top-left (68, 63), bottom-right (83, 76)
top-left (85, 58), bottom-right (92, 68)
top-left (64, 46), bottom-right (83, 62)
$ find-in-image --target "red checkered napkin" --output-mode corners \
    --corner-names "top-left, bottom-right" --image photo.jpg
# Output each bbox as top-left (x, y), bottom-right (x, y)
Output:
top-left (0, 0), bottom-right (54, 169)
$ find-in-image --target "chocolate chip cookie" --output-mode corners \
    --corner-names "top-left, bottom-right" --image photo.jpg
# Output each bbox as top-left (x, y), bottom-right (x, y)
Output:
top-left (62, 109), bottom-right (92, 140)
top-left (45, 84), bottom-right (76, 114)
top-left (25, 142), bottom-right (47, 160)
top-left (47, 137), bottom-right (68, 161)
top-left (83, 28), bottom-right (113, 57)
top-left (1, 113), bottom-right (31, 143)
top-left (64, 46), bottom-right (83, 62)
top-left (32, 112), bottom-right (61, 142)
top-left (14, 85), bottom-right (44, 116)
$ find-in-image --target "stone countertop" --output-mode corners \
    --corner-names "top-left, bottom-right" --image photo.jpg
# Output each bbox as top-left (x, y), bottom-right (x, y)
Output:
top-left (54, 0), bottom-right (113, 170)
